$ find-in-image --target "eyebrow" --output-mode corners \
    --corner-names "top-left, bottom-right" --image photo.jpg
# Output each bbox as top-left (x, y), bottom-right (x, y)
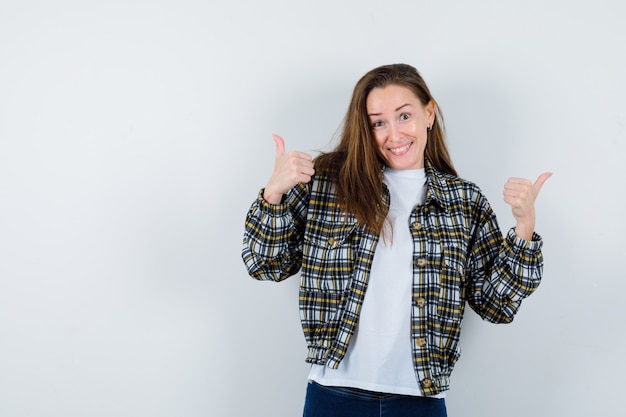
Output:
top-left (367, 103), bottom-right (411, 117)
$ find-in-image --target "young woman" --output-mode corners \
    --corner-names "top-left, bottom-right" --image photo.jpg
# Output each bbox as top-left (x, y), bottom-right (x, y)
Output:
top-left (242, 63), bottom-right (550, 417)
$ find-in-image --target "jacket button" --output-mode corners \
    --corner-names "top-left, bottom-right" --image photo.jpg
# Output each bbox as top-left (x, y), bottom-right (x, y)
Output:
top-left (416, 337), bottom-right (427, 347)
top-left (327, 237), bottom-right (335, 247)
top-left (422, 379), bottom-right (433, 388)
top-left (416, 258), bottom-right (427, 267)
top-left (415, 298), bottom-right (426, 308)
top-left (412, 221), bottom-right (422, 231)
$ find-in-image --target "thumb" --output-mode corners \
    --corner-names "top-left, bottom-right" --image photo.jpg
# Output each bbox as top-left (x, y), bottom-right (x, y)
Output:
top-left (533, 172), bottom-right (553, 193)
top-left (273, 134), bottom-right (285, 158)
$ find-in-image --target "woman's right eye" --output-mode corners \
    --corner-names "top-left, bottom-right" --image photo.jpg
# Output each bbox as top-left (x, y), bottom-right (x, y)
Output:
top-left (371, 121), bottom-right (384, 128)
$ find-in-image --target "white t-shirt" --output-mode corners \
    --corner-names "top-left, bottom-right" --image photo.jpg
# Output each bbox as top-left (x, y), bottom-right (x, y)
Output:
top-left (308, 168), bottom-right (443, 397)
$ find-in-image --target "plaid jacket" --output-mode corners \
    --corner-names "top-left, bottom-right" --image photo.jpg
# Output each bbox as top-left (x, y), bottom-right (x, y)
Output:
top-left (241, 160), bottom-right (543, 396)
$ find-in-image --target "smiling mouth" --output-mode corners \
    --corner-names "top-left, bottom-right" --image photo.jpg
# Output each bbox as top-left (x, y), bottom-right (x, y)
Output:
top-left (389, 143), bottom-right (412, 155)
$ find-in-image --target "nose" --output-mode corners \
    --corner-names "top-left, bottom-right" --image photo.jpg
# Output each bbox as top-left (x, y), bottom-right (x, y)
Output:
top-left (388, 121), bottom-right (401, 141)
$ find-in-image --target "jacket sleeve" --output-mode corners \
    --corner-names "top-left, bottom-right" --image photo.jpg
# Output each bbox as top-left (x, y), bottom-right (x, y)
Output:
top-left (465, 195), bottom-right (544, 324)
top-left (241, 183), bottom-right (309, 282)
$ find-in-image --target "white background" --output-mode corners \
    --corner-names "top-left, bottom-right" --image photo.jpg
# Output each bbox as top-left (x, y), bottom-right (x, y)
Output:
top-left (1, 1), bottom-right (624, 416)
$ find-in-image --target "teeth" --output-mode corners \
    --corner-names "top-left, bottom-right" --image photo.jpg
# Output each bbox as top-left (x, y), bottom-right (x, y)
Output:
top-left (390, 144), bottom-right (410, 154)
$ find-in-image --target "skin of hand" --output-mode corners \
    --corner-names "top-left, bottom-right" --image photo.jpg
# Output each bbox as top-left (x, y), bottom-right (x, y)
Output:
top-left (503, 172), bottom-right (552, 240)
top-left (263, 134), bottom-right (315, 204)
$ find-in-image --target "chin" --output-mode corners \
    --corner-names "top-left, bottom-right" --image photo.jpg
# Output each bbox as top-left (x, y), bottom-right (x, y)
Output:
top-left (388, 159), bottom-right (422, 171)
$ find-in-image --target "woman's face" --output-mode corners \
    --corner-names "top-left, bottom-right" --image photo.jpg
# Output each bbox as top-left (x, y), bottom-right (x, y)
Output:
top-left (366, 84), bottom-right (434, 170)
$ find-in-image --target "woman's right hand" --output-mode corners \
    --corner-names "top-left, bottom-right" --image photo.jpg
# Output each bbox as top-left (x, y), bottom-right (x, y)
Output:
top-left (263, 134), bottom-right (315, 204)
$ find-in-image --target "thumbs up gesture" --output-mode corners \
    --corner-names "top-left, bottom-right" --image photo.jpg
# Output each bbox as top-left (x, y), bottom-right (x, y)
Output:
top-left (263, 134), bottom-right (315, 204)
top-left (503, 172), bottom-right (552, 240)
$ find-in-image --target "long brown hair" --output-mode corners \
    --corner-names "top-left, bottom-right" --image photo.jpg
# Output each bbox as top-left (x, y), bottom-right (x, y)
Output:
top-left (315, 63), bottom-right (457, 234)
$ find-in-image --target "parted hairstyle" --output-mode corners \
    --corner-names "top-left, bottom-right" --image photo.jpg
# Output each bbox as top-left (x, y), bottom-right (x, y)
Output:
top-left (315, 63), bottom-right (457, 234)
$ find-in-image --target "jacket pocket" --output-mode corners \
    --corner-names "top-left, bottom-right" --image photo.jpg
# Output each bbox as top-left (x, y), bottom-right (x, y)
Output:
top-left (301, 219), bottom-right (358, 292)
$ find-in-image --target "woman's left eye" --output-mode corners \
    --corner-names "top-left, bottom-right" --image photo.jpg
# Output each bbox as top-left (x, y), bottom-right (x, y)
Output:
top-left (400, 113), bottom-right (410, 120)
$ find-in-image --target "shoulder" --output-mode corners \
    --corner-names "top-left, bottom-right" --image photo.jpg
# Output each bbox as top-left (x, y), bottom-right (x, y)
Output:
top-left (442, 173), bottom-right (482, 196)
top-left (307, 169), bottom-right (337, 202)
top-left (426, 161), bottom-right (482, 193)
top-left (426, 163), bottom-right (489, 209)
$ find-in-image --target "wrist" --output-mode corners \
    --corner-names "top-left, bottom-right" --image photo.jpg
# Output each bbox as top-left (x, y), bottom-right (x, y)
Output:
top-left (514, 223), bottom-right (535, 241)
top-left (263, 187), bottom-right (284, 205)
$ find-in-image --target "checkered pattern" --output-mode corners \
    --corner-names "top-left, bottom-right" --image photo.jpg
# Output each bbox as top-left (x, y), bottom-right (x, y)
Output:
top-left (242, 160), bottom-right (544, 396)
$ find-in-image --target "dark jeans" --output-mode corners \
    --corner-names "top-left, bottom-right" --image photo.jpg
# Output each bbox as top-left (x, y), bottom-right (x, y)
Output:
top-left (303, 381), bottom-right (447, 417)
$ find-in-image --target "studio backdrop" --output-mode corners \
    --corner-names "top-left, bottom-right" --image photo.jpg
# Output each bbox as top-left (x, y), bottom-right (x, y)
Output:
top-left (0, 1), bottom-right (624, 416)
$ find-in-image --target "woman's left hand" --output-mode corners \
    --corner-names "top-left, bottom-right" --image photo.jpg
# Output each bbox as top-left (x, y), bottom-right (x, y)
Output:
top-left (503, 172), bottom-right (552, 240)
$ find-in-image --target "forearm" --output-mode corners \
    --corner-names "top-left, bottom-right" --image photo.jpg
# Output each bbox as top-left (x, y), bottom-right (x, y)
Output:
top-left (241, 187), bottom-right (307, 281)
top-left (468, 228), bottom-right (544, 323)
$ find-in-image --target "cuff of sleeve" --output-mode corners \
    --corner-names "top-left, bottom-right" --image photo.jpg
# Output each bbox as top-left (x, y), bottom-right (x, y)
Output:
top-left (256, 189), bottom-right (289, 216)
top-left (506, 228), bottom-right (543, 253)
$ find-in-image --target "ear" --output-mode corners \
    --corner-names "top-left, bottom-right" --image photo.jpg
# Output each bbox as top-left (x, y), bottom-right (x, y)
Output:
top-left (425, 100), bottom-right (435, 126)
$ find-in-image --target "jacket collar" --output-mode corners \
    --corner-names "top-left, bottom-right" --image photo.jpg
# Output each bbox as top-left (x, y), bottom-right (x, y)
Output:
top-left (424, 159), bottom-right (452, 211)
